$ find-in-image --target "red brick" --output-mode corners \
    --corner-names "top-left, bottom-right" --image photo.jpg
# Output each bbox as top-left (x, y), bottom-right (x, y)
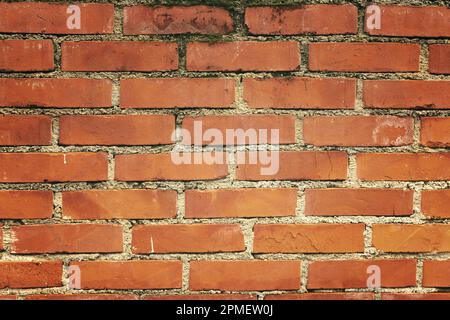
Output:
top-left (304, 116), bottom-right (413, 146)
top-left (373, 224), bottom-right (450, 253)
top-left (423, 260), bottom-right (450, 287)
top-left (309, 43), bottom-right (420, 72)
top-left (0, 295), bottom-right (16, 300)
top-left (25, 294), bottom-right (138, 300)
top-left (144, 294), bottom-right (256, 300)
top-left (429, 45), bottom-right (450, 74)
top-left (187, 41), bottom-right (300, 71)
top-left (246, 5), bottom-right (357, 35)
top-left (120, 78), bottom-right (235, 109)
top-left (0, 153), bottom-right (108, 183)
top-left (265, 293), bottom-right (375, 300)
top-left (365, 5), bottom-right (450, 37)
top-left (0, 2), bottom-right (114, 34)
top-left (357, 153), bottom-right (450, 181)
top-left (308, 260), bottom-right (416, 289)
top-left (0, 261), bottom-right (62, 289)
top-left (182, 115), bottom-right (296, 145)
top-left (62, 189), bottom-right (177, 220)
top-left (253, 224), bottom-right (365, 253)
top-left (132, 224), bottom-right (245, 253)
top-left (115, 153), bottom-right (228, 181)
top-left (0, 40), bottom-right (54, 71)
top-left (62, 41), bottom-right (178, 72)
top-left (243, 77), bottom-right (355, 109)
top-left (0, 78), bottom-right (112, 108)
top-left (382, 293), bottom-right (450, 300)
top-left (236, 151), bottom-right (348, 181)
top-left (185, 188), bottom-right (297, 218)
top-left (305, 188), bottom-right (413, 216)
top-left (0, 190), bottom-right (53, 219)
top-left (124, 5), bottom-right (233, 35)
top-left (190, 260), bottom-right (301, 291)
top-left (363, 80), bottom-right (450, 109)
top-left (70, 260), bottom-right (182, 289)
top-left (0, 226), bottom-right (2, 251)
top-left (59, 115), bottom-right (175, 146)
top-left (420, 117), bottom-right (450, 147)
top-left (0, 115), bottom-right (52, 146)
top-left (11, 224), bottom-right (123, 254)
top-left (422, 190), bottom-right (450, 219)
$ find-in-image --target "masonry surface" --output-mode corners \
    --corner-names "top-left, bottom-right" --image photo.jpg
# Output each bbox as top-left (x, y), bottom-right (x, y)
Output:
top-left (0, 0), bottom-right (449, 301)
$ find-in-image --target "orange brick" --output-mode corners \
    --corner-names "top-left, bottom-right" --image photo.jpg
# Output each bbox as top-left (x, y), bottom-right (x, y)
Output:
top-left (0, 153), bottom-right (108, 183)
top-left (236, 151), bottom-right (348, 181)
top-left (0, 115), bottom-right (52, 146)
top-left (62, 189), bottom-right (177, 220)
top-left (243, 77), bottom-right (356, 109)
top-left (0, 2), bottom-right (114, 34)
top-left (246, 5), bottom-right (357, 35)
top-left (70, 260), bottom-right (182, 289)
top-left (363, 80), bottom-right (450, 109)
top-left (182, 115), bottom-right (296, 145)
top-left (0, 78), bottom-right (112, 108)
top-left (124, 6), bottom-right (233, 35)
top-left (115, 153), bottom-right (228, 181)
top-left (0, 261), bottom-right (62, 289)
top-left (420, 117), bottom-right (450, 147)
top-left (11, 224), bottom-right (123, 254)
top-left (303, 116), bottom-right (414, 146)
top-left (132, 224), bottom-right (245, 253)
top-left (120, 78), bottom-right (235, 108)
top-left (185, 188), bottom-right (297, 218)
top-left (357, 153), bottom-right (450, 181)
top-left (365, 5), bottom-right (450, 37)
top-left (309, 43), bottom-right (420, 72)
top-left (253, 224), bottom-right (365, 253)
top-left (187, 41), bottom-right (300, 71)
top-left (422, 190), bottom-right (450, 219)
top-left (59, 115), bottom-right (175, 146)
top-left (0, 40), bottom-right (54, 71)
top-left (308, 260), bottom-right (416, 289)
top-left (190, 260), bottom-right (301, 291)
top-left (305, 188), bottom-right (413, 216)
top-left (382, 293), bottom-right (450, 300)
top-left (0, 190), bottom-right (53, 219)
top-left (265, 293), bottom-right (375, 300)
top-left (429, 45), bottom-right (450, 74)
top-left (373, 224), bottom-right (450, 253)
top-left (62, 41), bottom-right (178, 71)
top-left (423, 260), bottom-right (450, 287)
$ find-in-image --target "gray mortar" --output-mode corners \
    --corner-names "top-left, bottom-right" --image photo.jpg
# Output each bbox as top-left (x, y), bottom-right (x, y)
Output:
top-left (0, 0), bottom-right (450, 300)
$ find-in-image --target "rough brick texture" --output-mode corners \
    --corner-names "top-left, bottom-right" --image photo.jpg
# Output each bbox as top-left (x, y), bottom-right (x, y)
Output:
top-left (1, 0), bottom-right (449, 301)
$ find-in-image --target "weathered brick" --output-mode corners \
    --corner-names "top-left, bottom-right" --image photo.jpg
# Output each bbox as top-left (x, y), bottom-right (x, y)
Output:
top-left (253, 224), bottom-right (365, 253)
top-left (62, 41), bottom-right (178, 71)
top-left (187, 41), bottom-right (300, 71)
top-left (246, 5), bottom-right (357, 35)
top-left (124, 6), bottom-right (233, 35)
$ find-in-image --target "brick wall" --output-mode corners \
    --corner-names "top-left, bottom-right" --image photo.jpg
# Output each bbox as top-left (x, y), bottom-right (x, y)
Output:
top-left (0, 0), bottom-right (449, 300)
